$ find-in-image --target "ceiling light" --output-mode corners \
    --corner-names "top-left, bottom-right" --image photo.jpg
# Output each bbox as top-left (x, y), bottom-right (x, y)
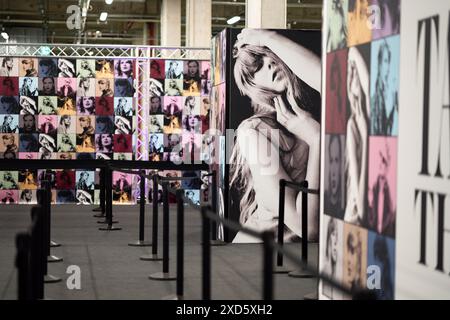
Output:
top-left (1, 32), bottom-right (9, 40)
top-left (227, 16), bottom-right (241, 25)
top-left (105, 0), bottom-right (114, 4)
top-left (99, 12), bottom-right (108, 22)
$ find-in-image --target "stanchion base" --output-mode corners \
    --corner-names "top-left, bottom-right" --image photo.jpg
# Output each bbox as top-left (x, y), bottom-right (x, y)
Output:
top-left (148, 272), bottom-right (176, 281)
top-left (128, 240), bottom-right (152, 247)
top-left (304, 292), bottom-right (318, 300)
top-left (44, 274), bottom-right (62, 283)
top-left (140, 254), bottom-right (162, 261)
top-left (162, 294), bottom-right (183, 300)
top-left (99, 225), bottom-right (122, 231)
top-left (273, 265), bottom-right (292, 274)
top-left (288, 267), bottom-right (315, 278)
top-left (50, 240), bottom-right (61, 247)
top-left (97, 219), bottom-right (118, 224)
top-left (47, 255), bottom-right (63, 263)
top-left (93, 213), bottom-right (106, 218)
top-left (92, 206), bottom-right (103, 212)
top-left (210, 240), bottom-right (227, 246)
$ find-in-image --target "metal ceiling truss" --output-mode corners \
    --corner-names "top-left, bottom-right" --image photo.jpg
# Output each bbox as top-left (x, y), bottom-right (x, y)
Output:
top-left (0, 43), bottom-right (210, 60)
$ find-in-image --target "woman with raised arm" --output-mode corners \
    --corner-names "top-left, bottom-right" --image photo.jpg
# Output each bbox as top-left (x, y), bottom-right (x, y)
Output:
top-left (230, 29), bottom-right (321, 242)
top-left (344, 46), bottom-right (370, 226)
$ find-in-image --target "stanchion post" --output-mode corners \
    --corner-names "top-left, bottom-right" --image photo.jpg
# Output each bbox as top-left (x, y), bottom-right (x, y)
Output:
top-left (100, 168), bottom-right (106, 214)
top-left (201, 206), bottom-right (211, 300)
top-left (262, 230), bottom-right (274, 300)
top-left (148, 181), bottom-right (175, 280)
top-left (16, 233), bottom-right (31, 300)
top-left (139, 170), bottom-right (145, 241)
top-left (99, 165), bottom-right (121, 231)
top-left (277, 179), bottom-right (285, 267)
top-left (210, 171), bottom-right (217, 241)
top-left (288, 180), bottom-right (314, 279)
top-left (129, 170), bottom-right (151, 246)
top-left (152, 174), bottom-right (159, 255)
top-left (30, 205), bottom-right (45, 298)
top-left (93, 168), bottom-right (106, 216)
top-left (301, 180), bottom-right (308, 264)
top-left (140, 173), bottom-right (162, 261)
top-left (176, 189), bottom-right (184, 298)
top-left (162, 182), bottom-right (169, 273)
top-left (40, 186), bottom-right (62, 283)
top-left (44, 181), bottom-right (62, 263)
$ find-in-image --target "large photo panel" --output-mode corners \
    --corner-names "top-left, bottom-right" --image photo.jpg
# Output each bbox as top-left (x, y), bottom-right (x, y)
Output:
top-left (228, 29), bottom-right (322, 243)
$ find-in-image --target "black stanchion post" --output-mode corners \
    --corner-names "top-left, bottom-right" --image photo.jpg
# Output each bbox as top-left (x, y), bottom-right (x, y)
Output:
top-left (274, 179), bottom-right (291, 274)
top-left (39, 186), bottom-right (62, 284)
top-left (210, 171), bottom-right (226, 247)
top-left (30, 205), bottom-right (45, 298)
top-left (99, 165), bottom-right (121, 231)
top-left (93, 167), bottom-right (106, 216)
top-left (140, 173), bottom-right (162, 261)
top-left (176, 189), bottom-right (184, 298)
top-left (201, 206), bottom-right (211, 300)
top-left (211, 171), bottom-right (217, 240)
top-left (16, 232), bottom-right (31, 300)
top-left (262, 230), bottom-right (274, 300)
top-left (46, 171), bottom-right (60, 248)
top-left (44, 181), bottom-right (62, 263)
top-left (289, 180), bottom-right (314, 279)
top-left (129, 170), bottom-right (151, 246)
top-left (149, 182), bottom-right (175, 281)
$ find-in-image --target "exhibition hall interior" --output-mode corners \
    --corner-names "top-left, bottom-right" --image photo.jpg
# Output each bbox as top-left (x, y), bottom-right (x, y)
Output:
top-left (0, 0), bottom-right (449, 302)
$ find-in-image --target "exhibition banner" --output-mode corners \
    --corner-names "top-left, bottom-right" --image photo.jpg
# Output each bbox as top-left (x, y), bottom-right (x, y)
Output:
top-left (396, 0), bottom-right (450, 299)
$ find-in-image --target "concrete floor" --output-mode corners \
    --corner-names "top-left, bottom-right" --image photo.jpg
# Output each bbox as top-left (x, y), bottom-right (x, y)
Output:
top-left (0, 204), bottom-right (318, 300)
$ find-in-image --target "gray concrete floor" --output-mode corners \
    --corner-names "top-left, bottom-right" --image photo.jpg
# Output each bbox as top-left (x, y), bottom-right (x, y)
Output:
top-left (0, 204), bottom-right (318, 300)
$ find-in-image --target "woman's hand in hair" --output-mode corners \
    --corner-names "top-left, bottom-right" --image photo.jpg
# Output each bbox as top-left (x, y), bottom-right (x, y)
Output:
top-left (274, 95), bottom-right (319, 147)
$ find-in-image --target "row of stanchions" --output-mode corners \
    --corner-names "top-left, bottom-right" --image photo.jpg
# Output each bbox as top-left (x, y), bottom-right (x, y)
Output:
top-left (15, 181), bottom-right (64, 300)
top-left (15, 162), bottom-right (376, 300)
top-left (144, 175), bottom-right (376, 300)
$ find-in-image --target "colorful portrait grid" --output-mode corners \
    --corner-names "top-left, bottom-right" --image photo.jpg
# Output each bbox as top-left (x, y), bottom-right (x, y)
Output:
top-left (149, 59), bottom-right (211, 163)
top-left (0, 57), bottom-right (137, 161)
top-left (321, 0), bottom-right (400, 299)
top-left (0, 169), bottom-right (99, 205)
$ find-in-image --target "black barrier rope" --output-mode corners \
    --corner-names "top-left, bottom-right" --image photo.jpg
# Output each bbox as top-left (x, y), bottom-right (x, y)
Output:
top-left (200, 205), bottom-right (376, 300)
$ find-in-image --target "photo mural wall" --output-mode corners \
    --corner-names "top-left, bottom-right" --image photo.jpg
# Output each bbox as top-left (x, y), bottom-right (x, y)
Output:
top-left (148, 58), bottom-right (211, 206)
top-left (0, 55), bottom-right (210, 205)
top-left (211, 28), bottom-right (321, 243)
top-left (209, 29), bottom-right (227, 240)
top-left (320, 0), bottom-right (400, 300)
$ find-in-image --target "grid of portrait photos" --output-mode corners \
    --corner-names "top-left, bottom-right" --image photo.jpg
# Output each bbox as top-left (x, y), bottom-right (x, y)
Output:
top-left (0, 56), bottom-right (137, 204)
top-left (148, 58), bottom-right (211, 205)
top-left (320, 0), bottom-right (400, 300)
top-left (209, 29), bottom-right (227, 239)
